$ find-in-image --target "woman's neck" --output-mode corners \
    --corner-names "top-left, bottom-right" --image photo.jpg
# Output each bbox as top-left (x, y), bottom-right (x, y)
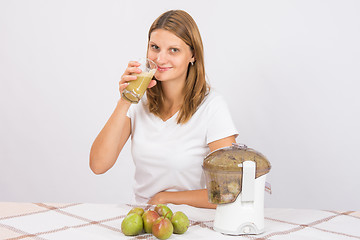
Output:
top-left (160, 79), bottom-right (185, 121)
top-left (162, 79), bottom-right (185, 107)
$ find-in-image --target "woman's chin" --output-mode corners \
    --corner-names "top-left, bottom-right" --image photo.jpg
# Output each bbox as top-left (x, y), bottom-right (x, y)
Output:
top-left (154, 74), bottom-right (164, 81)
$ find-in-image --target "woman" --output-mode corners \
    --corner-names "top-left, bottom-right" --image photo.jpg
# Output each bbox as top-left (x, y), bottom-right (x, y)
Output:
top-left (90, 10), bottom-right (238, 209)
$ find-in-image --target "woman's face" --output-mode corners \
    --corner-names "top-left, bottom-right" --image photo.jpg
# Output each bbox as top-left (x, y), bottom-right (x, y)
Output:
top-left (147, 29), bottom-right (194, 83)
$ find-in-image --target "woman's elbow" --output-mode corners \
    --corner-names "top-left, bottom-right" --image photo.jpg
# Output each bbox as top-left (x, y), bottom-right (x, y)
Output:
top-left (90, 165), bottom-right (106, 175)
top-left (89, 156), bottom-right (108, 175)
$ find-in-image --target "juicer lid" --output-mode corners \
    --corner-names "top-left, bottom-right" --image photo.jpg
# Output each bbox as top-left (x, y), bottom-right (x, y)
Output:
top-left (203, 143), bottom-right (271, 178)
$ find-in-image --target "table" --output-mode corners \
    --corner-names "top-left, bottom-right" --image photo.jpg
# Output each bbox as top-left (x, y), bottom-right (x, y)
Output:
top-left (0, 202), bottom-right (359, 240)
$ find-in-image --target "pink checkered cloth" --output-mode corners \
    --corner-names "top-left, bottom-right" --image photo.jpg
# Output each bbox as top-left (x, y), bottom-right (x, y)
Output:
top-left (0, 202), bottom-right (359, 240)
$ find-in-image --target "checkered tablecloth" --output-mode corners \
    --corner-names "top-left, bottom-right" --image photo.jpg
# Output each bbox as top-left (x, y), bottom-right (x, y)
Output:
top-left (0, 202), bottom-right (359, 240)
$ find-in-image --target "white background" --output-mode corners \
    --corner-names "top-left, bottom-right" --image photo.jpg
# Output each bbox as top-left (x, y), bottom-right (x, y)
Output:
top-left (1, 0), bottom-right (359, 210)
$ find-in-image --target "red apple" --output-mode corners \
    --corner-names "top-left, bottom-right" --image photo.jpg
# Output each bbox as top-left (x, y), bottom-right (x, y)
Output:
top-left (152, 215), bottom-right (173, 240)
top-left (142, 210), bottom-right (160, 233)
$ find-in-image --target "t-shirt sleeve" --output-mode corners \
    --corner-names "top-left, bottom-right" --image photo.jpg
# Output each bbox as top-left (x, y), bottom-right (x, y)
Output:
top-left (126, 103), bottom-right (135, 119)
top-left (206, 95), bottom-right (238, 144)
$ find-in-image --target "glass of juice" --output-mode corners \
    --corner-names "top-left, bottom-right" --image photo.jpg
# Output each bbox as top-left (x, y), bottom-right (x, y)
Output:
top-left (122, 58), bottom-right (157, 104)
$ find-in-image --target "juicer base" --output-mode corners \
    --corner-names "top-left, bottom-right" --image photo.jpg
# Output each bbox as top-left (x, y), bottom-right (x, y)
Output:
top-left (214, 223), bottom-right (264, 235)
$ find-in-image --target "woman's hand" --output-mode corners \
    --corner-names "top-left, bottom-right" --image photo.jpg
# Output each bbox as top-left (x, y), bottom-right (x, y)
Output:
top-left (119, 61), bottom-right (157, 97)
top-left (148, 191), bottom-right (166, 205)
top-left (119, 61), bottom-right (141, 96)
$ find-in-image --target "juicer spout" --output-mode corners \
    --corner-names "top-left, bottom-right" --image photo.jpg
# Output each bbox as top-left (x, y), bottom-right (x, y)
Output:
top-left (241, 161), bottom-right (256, 202)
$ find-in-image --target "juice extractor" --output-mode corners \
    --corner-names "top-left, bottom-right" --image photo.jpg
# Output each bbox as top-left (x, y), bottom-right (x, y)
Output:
top-left (203, 143), bottom-right (271, 235)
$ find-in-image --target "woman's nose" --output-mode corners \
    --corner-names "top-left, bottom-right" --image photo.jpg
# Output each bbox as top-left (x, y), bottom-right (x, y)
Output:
top-left (156, 51), bottom-right (167, 64)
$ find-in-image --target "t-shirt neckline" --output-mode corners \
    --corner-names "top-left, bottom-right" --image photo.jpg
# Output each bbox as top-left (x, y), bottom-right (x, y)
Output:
top-left (159, 110), bottom-right (179, 123)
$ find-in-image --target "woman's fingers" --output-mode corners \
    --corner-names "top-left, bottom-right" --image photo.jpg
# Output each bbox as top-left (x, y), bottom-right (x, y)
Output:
top-left (128, 61), bottom-right (141, 68)
top-left (125, 67), bottom-right (142, 75)
top-left (119, 61), bottom-right (143, 97)
top-left (119, 82), bottom-right (129, 94)
top-left (120, 61), bottom-right (142, 85)
top-left (123, 61), bottom-right (141, 76)
top-left (148, 79), bottom-right (157, 88)
top-left (120, 74), bottom-right (137, 84)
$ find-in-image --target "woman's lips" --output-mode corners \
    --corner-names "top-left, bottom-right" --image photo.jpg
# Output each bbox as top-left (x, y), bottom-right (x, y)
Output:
top-left (157, 66), bottom-right (171, 72)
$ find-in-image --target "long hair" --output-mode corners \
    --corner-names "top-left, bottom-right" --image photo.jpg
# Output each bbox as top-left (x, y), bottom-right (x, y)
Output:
top-left (146, 10), bottom-right (209, 124)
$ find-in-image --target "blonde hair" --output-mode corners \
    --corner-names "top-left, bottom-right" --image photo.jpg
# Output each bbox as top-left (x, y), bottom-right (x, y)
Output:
top-left (146, 10), bottom-right (209, 124)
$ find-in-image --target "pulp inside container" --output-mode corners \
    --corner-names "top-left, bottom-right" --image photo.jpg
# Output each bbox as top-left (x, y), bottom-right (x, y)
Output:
top-left (204, 169), bottom-right (243, 204)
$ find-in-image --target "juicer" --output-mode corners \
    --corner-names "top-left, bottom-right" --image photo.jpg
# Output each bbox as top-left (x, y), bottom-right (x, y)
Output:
top-left (203, 143), bottom-right (271, 235)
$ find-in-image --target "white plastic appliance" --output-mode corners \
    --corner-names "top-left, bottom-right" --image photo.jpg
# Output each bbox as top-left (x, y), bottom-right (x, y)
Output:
top-left (203, 143), bottom-right (271, 235)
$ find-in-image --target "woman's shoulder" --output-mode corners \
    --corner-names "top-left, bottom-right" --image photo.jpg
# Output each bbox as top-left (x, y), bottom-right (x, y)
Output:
top-left (193, 89), bottom-right (229, 119)
top-left (201, 89), bottom-right (228, 108)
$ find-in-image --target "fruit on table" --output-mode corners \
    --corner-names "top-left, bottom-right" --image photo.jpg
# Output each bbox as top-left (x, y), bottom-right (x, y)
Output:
top-left (142, 210), bottom-right (160, 233)
top-left (154, 204), bottom-right (173, 220)
top-left (121, 205), bottom-right (190, 238)
top-left (127, 207), bottom-right (145, 216)
top-left (171, 211), bottom-right (190, 234)
top-left (152, 214), bottom-right (174, 240)
top-left (121, 213), bottom-right (143, 236)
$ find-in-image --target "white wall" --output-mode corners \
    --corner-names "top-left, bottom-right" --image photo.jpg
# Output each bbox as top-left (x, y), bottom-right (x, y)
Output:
top-left (1, 0), bottom-right (359, 210)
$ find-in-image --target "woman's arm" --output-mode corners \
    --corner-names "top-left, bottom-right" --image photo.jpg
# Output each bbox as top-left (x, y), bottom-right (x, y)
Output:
top-left (148, 135), bottom-right (237, 208)
top-left (90, 60), bottom-right (150, 174)
top-left (89, 98), bottom-right (132, 174)
top-left (208, 135), bottom-right (236, 152)
top-left (148, 189), bottom-right (217, 209)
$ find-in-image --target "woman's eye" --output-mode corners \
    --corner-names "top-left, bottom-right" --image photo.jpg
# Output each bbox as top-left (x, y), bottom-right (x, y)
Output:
top-left (150, 44), bottom-right (159, 50)
top-left (170, 48), bottom-right (179, 53)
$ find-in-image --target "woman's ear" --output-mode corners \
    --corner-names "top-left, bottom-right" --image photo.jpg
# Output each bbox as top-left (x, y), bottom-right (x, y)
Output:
top-left (191, 50), bottom-right (195, 62)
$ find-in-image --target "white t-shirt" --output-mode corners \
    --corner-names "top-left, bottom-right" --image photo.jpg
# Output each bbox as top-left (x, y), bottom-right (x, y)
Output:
top-left (127, 90), bottom-right (238, 203)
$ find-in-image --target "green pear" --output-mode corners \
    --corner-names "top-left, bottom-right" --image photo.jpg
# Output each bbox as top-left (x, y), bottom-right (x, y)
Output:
top-left (121, 213), bottom-right (143, 236)
top-left (142, 210), bottom-right (160, 233)
top-left (127, 207), bottom-right (144, 216)
top-left (152, 216), bottom-right (173, 240)
top-left (154, 204), bottom-right (173, 220)
top-left (171, 211), bottom-right (190, 234)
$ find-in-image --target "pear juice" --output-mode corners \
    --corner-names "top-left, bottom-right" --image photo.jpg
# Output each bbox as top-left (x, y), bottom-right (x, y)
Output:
top-left (122, 69), bottom-right (156, 103)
